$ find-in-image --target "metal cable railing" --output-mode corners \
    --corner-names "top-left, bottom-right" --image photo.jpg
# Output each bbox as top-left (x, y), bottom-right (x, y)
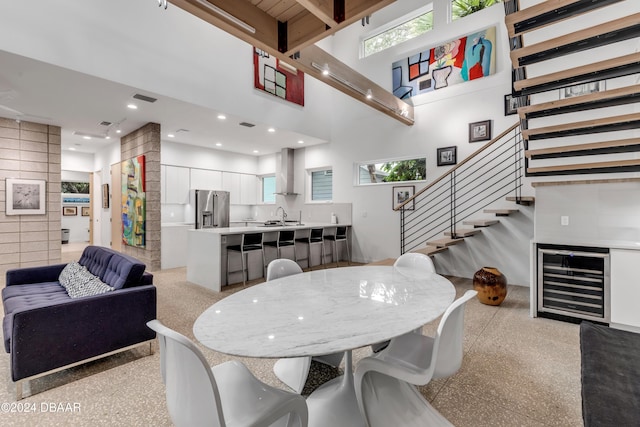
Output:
top-left (398, 123), bottom-right (523, 254)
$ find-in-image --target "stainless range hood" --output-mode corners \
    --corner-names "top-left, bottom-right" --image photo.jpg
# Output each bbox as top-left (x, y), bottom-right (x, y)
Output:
top-left (275, 148), bottom-right (299, 196)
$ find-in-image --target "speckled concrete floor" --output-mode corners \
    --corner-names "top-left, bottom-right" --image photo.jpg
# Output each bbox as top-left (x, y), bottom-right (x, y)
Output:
top-left (0, 253), bottom-right (582, 426)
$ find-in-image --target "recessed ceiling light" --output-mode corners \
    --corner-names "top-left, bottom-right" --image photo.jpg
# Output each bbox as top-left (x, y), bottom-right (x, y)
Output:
top-left (215, 142), bottom-right (222, 147)
top-left (168, 134), bottom-right (175, 138)
top-left (217, 114), bottom-right (226, 120)
top-left (105, 135), bottom-right (111, 140)
top-left (69, 147), bottom-right (76, 151)
top-left (267, 127), bottom-right (275, 133)
top-left (127, 103), bottom-right (138, 110)
top-left (298, 140), bottom-right (304, 144)
top-left (83, 136), bottom-right (91, 140)
top-left (116, 129), bottom-right (122, 134)
top-left (253, 150), bottom-right (259, 153)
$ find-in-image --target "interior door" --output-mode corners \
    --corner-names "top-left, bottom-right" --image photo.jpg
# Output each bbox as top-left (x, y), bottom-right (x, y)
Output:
top-left (110, 162), bottom-right (122, 251)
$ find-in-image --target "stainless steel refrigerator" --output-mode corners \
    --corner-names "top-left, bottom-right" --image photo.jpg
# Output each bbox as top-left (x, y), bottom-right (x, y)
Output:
top-left (194, 190), bottom-right (230, 229)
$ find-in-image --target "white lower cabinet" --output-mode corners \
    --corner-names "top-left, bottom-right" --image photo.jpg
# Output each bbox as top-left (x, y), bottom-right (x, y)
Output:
top-left (610, 249), bottom-right (640, 329)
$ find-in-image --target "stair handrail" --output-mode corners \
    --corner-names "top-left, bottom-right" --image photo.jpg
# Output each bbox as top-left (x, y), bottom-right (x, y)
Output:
top-left (394, 122), bottom-right (520, 211)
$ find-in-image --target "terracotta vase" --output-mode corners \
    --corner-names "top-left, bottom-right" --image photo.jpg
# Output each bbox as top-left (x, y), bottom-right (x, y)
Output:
top-left (473, 267), bottom-right (507, 306)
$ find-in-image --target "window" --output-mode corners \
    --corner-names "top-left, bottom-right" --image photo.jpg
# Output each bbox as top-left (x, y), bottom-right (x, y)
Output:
top-left (262, 175), bottom-right (276, 203)
top-left (452, 0), bottom-right (502, 21)
top-left (311, 169), bottom-right (332, 201)
top-left (357, 158), bottom-right (426, 185)
top-left (362, 5), bottom-right (433, 57)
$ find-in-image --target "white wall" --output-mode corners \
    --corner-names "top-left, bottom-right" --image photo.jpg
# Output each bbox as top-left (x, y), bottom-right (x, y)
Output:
top-left (312, 3), bottom-right (533, 284)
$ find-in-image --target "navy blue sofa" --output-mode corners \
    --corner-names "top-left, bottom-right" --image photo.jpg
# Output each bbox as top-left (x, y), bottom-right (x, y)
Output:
top-left (2, 246), bottom-right (156, 399)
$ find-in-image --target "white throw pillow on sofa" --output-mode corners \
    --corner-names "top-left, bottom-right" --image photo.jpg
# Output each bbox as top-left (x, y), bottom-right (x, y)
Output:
top-left (59, 262), bottom-right (114, 298)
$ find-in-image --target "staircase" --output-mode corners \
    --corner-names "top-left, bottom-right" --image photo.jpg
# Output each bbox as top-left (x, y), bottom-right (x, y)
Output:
top-left (504, 0), bottom-right (640, 176)
top-left (397, 0), bottom-right (640, 259)
top-left (398, 123), bottom-right (528, 256)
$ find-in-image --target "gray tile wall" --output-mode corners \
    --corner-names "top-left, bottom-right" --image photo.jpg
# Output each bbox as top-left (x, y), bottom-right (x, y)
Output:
top-left (121, 123), bottom-right (161, 271)
top-left (0, 118), bottom-right (61, 285)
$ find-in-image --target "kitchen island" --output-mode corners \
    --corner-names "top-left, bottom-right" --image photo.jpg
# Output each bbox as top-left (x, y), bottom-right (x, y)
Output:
top-left (187, 223), bottom-right (350, 292)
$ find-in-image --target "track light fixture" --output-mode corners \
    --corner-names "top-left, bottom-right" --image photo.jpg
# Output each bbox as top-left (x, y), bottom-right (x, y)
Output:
top-left (193, 0), bottom-right (256, 34)
top-left (157, 0), bottom-right (168, 10)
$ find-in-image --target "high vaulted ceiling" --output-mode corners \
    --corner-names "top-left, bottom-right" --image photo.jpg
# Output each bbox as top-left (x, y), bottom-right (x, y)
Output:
top-left (170, 0), bottom-right (414, 125)
top-left (172, 0), bottom-right (392, 56)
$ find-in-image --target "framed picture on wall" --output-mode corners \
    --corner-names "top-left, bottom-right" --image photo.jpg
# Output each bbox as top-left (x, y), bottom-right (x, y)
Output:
top-left (5, 178), bottom-right (46, 215)
top-left (102, 183), bottom-right (109, 209)
top-left (560, 81), bottom-right (605, 99)
top-left (437, 146), bottom-right (457, 166)
top-left (81, 206), bottom-right (90, 216)
top-left (469, 120), bottom-right (492, 143)
top-left (63, 206), bottom-right (78, 216)
top-left (392, 185), bottom-right (415, 210)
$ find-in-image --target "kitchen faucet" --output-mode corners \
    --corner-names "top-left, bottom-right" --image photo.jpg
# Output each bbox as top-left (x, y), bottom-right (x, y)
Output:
top-left (275, 206), bottom-right (287, 225)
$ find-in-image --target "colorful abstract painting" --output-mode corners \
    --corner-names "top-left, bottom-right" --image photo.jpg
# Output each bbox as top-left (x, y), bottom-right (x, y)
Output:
top-left (253, 47), bottom-right (305, 106)
top-left (121, 155), bottom-right (146, 248)
top-left (392, 27), bottom-right (496, 99)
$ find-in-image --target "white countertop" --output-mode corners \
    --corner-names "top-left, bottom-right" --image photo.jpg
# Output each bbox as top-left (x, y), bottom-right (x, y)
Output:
top-left (534, 238), bottom-right (640, 251)
top-left (188, 222), bottom-right (350, 235)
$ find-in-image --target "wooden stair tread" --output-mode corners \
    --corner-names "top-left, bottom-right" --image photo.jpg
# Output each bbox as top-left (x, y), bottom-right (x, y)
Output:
top-left (462, 219), bottom-right (499, 228)
top-left (522, 112), bottom-right (640, 139)
top-left (514, 52), bottom-right (640, 94)
top-left (528, 158), bottom-right (640, 175)
top-left (526, 137), bottom-right (640, 158)
top-left (518, 85), bottom-right (640, 119)
top-left (506, 196), bottom-right (535, 204)
top-left (505, 0), bottom-right (624, 37)
top-left (444, 229), bottom-right (481, 238)
top-left (425, 237), bottom-right (465, 248)
top-left (484, 209), bottom-right (519, 216)
top-left (510, 13), bottom-right (640, 66)
top-left (412, 246), bottom-right (449, 256)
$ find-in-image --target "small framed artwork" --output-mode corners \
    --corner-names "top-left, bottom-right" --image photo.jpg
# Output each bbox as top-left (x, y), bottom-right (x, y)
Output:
top-left (81, 206), bottom-right (90, 216)
top-left (102, 183), bottom-right (110, 209)
top-left (560, 81), bottom-right (605, 99)
top-left (504, 94), bottom-right (519, 116)
top-left (469, 120), bottom-right (492, 143)
top-left (63, 206), bottom-right (78, 216)
top-left (437, 146), bottom-right (457, 166)
top-left (392, 185), bottom-right (415, 210)
top-left (6, 178), bottom-right (46, 215)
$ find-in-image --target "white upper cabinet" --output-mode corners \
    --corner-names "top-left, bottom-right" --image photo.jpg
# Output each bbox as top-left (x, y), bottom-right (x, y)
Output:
top-left (190, 168), bottom-right (222, 190)
top-left (221, 172), bottom-right (241, 204)
top-left (240, 174), bottom-right (258, 205)
top-left (162, 165), bottom-right (258, 205)
top-left (165, 165), bottom-right (190, 204)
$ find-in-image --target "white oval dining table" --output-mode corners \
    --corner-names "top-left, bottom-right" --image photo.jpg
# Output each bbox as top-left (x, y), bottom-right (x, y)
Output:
top-left (193, 265), bottom-right (456, 427)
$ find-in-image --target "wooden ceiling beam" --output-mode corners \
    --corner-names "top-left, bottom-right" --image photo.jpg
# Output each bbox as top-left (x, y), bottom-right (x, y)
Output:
top-left (171, 0), bottom-right (280, 52)
top-left (292, 44), bottom-right (414, 125)
top-left (283, 0), bottom-right (394, 56)
top-left (295, 0), bottom-right (338, 27)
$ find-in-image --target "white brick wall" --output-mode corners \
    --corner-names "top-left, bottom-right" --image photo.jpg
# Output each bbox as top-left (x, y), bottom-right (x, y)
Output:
top-left (0, 118), bottom-right (61, 285)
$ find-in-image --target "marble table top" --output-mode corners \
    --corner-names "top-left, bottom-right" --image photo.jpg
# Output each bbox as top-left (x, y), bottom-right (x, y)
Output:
top-left (193, 266), bottom-right (455, 358)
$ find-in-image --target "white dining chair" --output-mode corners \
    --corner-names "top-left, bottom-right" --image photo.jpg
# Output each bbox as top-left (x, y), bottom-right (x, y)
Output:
top-left (393, 252), bottom-right (436, 273)
top-left (370, 252), bottom-right (437, 353)
top-left (354, 290), bottom-right (477, 427)
top-left (147, 319), bottom-right (308, 427)
top-left (267, 259), bottom-right (344, 393)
